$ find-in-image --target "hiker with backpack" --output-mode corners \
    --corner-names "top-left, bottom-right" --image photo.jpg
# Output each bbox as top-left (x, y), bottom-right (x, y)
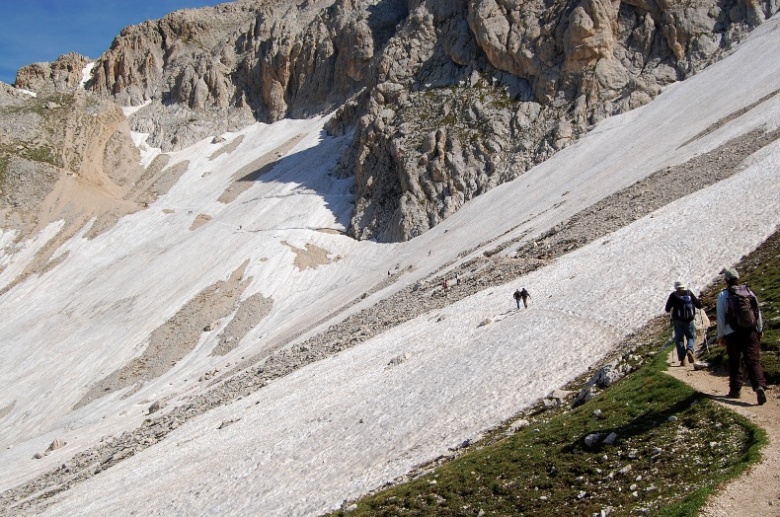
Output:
top-left (715, 268), bottom-right (767, 404)
top-left (665, 281), bottom-right (703, 367)
top-left (513, 288), bottom-right (530, 309)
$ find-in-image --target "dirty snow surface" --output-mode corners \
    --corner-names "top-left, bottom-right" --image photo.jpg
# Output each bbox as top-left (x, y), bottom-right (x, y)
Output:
top-left (2, 16), bottom-right (780, 517)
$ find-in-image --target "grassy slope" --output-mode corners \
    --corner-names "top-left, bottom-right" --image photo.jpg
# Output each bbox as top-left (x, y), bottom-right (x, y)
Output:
top-left (330, 229), bottom-right (780, 517)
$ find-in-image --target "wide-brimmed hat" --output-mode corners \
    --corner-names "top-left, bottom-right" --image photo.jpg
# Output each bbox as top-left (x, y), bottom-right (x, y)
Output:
top-left (721, 268), bottom-right (739, 282)
top-left (674, 281), bottom-right (686, 290)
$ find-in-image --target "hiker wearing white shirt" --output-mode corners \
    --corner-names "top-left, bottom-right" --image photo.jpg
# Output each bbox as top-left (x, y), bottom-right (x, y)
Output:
top-left (716, 267), bottom-right (767, 404)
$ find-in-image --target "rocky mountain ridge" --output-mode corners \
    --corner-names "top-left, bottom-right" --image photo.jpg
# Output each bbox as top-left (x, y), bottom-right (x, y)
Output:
top-left (4, 0), bottom-right (779, 244)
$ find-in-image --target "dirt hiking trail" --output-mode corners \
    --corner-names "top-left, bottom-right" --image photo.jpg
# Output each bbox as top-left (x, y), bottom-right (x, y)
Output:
top-left (666, 350), bottom-right (780, 516)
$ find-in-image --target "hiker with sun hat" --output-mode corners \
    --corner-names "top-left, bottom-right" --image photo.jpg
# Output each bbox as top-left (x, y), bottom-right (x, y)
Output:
top-left (665, 280), bottom-right (703, 367)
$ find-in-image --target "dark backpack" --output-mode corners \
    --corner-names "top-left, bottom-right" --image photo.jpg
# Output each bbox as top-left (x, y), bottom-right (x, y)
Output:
top-left (726, 285), bottom-right (758, 330)
top-left (673, 291), bottom-right (696, 321)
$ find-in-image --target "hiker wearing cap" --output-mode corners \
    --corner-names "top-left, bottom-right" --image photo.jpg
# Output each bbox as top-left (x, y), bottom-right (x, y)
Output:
top-left (665, 280), bottom-right (703, 367)
top-left (716, 268), bottom-right (767, 404)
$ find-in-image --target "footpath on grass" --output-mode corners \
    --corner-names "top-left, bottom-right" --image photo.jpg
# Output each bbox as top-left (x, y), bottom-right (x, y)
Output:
top-left (665, 230), bottom-right (780, 517)
top-left (667, 350), bottom-right (780, 517)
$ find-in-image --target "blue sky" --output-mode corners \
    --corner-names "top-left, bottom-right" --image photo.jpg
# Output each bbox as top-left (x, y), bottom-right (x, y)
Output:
top-left (0, 0), bottom-right (224, 85)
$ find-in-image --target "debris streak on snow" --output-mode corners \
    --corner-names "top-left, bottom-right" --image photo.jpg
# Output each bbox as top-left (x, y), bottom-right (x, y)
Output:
top-left (0, 220), bottom-right (64, 290)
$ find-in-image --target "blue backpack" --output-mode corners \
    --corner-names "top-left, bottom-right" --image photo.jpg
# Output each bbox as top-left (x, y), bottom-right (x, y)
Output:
top-left (673, 292), bottom-right (696, 321)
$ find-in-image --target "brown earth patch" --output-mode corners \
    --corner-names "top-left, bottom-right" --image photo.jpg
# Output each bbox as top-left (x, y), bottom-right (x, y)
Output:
top-left (679, 88), bottom-right (780, 148)
top-left (39, 250), bottom-right (69, 276)
top-left (128, 159), bottom-right (188, 206)
top-left (73, 260), bottom-right (253, 410)
top-left (282, 240), bottom-right (334, 271)
top-left (209, 134), bottom-right (245, 161)
top-left (190, 214), bottom-right (212, 230)
top-left (211, 291), bottom-right (274, 356)
top-left (84, 157), bottom-right (189, 240)
top-left (0, 212), bottom-right (94, 297)
top-left (0, 400), bottom-right (15, 421)
top-left (123, 154), bottom-right (171, 205)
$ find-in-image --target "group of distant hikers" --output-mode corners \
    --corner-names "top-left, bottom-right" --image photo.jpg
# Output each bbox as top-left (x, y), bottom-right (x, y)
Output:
top-left (512, 267), bottom-right (768, 406)
top-left (665, 267), bottom-right (767, 405)
top-left (513, 288), bottom-right (530, 309)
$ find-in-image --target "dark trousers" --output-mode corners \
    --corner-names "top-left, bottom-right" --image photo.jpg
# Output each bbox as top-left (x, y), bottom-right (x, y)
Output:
top-left (725, 328), bottom-right (766, 392)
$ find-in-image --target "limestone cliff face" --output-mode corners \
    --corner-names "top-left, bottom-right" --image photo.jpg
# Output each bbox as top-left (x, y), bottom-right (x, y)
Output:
top-left (14, 53), bottom-right (92, 94)
top-left (84, 0), bottom-right (408, 150)
top-left (9, 0), bottom-right (777, 242)
top-left (340, 0), bottom-right (778, 241)
top-left (0, 86), bottom-right (143, 238)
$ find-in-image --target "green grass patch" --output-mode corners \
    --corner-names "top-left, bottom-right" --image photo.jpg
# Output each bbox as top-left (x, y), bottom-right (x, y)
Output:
top-left (0, 143), bottom-right (61, 170)
top-left (402, 78), bottom-right (519, 153)
top-left (0, 153), bottom-right (8, 186)
top-left (22, 145), bottom-right (59, 167)
top-left (332, 347), bottom-right (764, 516)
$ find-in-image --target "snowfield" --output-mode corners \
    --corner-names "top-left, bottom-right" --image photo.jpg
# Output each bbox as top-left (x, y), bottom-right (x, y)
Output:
top-left (1, 14), bottom-right (780, 517)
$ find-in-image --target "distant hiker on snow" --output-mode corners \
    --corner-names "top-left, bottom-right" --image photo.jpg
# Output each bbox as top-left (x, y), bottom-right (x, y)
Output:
top-left (716, 268), bottom-right (767, 404)
top-left (513, 288), bottom-right (530, 309)
top-left (665, 280), bottom-right (702, 367)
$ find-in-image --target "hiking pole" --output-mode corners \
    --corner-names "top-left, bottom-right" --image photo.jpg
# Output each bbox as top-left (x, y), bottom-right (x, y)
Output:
top-left (699, 308), bottom-right (710, 355)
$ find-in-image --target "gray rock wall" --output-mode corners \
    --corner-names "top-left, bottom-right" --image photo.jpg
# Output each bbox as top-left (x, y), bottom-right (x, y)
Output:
top-left (83, 0), bottom-right (408, 151)
top-left (341, 0), bottom-right (778, 241)
top-left (10, 0), bottom-right (778, 241)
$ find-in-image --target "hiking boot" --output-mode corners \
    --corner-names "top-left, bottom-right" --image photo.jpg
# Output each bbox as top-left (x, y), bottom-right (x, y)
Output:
top-left (686, 349), bottom-right (695, 364)
top-left (757, 386), bottom-right (767, 405)
top-left (726, 390), bottom-right (741, 399)
top-left (680, 358), bottom-right (688, 367)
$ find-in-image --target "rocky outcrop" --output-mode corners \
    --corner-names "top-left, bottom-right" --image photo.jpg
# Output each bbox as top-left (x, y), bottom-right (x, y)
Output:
top-left (85, 0), bottom-right (408, 151)
top-left (8, 0), bottom-right (778, 241)
top-left (0, 86), bottom-right (143, 243)
top-left (14, 53), bottom-right (91, 93)
top-left (340, 0), bottom-right (778, 241)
